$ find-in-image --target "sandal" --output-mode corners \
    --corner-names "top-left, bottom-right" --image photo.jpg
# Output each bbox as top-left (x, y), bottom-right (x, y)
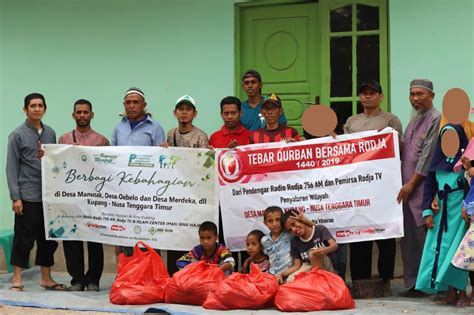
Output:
top-left (41, 283), bottom-right (68, 291)
top-left (10, 285), bottom-right (24, 291)
top-left (456, 297), bottom-right (471, 308)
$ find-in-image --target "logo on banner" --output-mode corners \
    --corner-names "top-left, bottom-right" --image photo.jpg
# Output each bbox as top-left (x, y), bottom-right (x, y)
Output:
top-left (218, 150), bottom-right (244, 182)
top-left (111, 225), bottom-right (126, 231)
top-left (52, 165), bottom-right (61, 174)
top-left (149, 227), bottom-right (159, 235)
top-left (134, 225), bottom-right (142, 234)
top-left (159, 154), bottom-right (181, 169)
top-left (335, 227), bottom-right (385, 238)
top-left (128, 154), bottom-right (154, 167)
top-left (87, 222), bottom-right (107, 230)
top-left (93, 153), bottom-right (118, 165)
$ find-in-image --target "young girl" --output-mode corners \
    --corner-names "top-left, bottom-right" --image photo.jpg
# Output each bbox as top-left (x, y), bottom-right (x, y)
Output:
top-left (452, 148), bottom-right (474, 306)
top-left (240, 230), bottom-right (270, 273)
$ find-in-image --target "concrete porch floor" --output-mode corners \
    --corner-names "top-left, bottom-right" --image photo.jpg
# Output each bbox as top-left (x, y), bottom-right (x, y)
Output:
top-left (1, 239), bottom-right (473, 315)
top-left (0, 239), bottom-right (405, 281)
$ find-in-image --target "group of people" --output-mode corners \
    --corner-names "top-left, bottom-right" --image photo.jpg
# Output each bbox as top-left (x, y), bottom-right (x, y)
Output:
top-left (5, 69), bottom-right (474, 308)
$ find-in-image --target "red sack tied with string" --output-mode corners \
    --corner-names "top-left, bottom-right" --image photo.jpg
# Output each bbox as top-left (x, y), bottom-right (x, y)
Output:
top-left (203, 263), bottom-right (279, 310)
top-left (274, 267), bottom-right (355, 312)
top-left (164, 261), bottom-right (225, 305)
top-left (110, 241), bottom-right (169, 305)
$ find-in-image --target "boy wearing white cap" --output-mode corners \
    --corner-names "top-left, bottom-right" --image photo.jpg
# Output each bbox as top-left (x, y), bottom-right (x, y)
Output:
top-left (164, 95), bottom-right (209, 274)
top-left (165, 95), bottom-right (208, 148)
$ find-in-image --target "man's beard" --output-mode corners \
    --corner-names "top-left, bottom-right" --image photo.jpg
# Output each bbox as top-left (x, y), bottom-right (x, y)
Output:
top-left (76, 120), bottom-right (90, 127)
top-left (410, 107), bottom-right (428, 120)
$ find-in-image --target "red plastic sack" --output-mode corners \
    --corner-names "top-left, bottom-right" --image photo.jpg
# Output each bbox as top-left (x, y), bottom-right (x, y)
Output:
top-left (164, 261), bottom-right (225, 305)
top-left (110, 241), bottom-right (170, 305)
top-left (203, 263), bottom-right (279, 310)
top-left (274, 267), bottom-right (355, 312)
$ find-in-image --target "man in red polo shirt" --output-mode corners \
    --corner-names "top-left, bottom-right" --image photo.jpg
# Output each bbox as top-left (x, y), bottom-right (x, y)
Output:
top-left (209, 96), bottom-right (250, 149)
top-left (209, 96), bottom-right (251, 270)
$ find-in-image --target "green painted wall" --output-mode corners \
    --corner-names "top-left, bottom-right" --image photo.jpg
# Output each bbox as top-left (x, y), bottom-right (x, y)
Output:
top-left (389, 0), bottom-right (474, 127)
top-left (0, 0), bottom-right (236, 229)
top-left (1, 0), bottom-right (473, 230)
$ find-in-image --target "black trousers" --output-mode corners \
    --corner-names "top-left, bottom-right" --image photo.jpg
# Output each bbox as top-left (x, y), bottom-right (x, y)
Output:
top-left (350, 238), bottom-right (396, 282)
top-left (63, 241), bottom-right (104, 286)
top-left (11, 201), bottom-right (58, 268)
top-left (334, 243), bottom-right (348, 280)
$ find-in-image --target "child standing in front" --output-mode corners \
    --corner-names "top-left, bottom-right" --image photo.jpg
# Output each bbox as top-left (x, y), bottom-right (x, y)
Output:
top-left (261, 206), bottom-right (294, 283)
top-left (240, 230), bottom-right (269, 273)
top-left (281, 210), bottom-right (338, 282)
top-left (452, 148), bottom-right (474, 305)
top-left (261, 206), bottom-right (314, 283)
top-left (451, 197), bottom-right (474, 306)
top-left (176, 221), bottom-right (235, 275)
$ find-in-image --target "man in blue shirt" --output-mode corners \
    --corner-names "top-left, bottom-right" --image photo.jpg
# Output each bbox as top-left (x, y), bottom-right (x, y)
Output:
top-left (111, 87), bottom-right (165, 146)
top-left (111, 87), bottom-right (165, 257)
top-left (240, 69), bottom-right (287, 131)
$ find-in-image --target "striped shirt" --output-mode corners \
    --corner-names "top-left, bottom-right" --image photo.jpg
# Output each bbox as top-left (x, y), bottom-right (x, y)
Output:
top-left (250, 125), bottom-right (300, 144)
top-left (176, 242), bottom-right (235, 270)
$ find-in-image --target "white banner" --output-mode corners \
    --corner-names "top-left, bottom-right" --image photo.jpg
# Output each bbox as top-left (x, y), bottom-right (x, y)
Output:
top-left (42, 145), bottom-right (217, 251)
top-left (217, 129), bottom-right (403, 251)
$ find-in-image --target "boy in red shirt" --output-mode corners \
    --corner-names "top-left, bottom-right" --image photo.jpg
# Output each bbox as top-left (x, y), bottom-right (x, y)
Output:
top-left (250, 93), bottom-right (299, 144)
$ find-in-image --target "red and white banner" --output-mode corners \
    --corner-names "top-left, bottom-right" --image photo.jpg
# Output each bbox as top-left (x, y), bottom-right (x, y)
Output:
top-left (217, 128), bottom-right (403, 251)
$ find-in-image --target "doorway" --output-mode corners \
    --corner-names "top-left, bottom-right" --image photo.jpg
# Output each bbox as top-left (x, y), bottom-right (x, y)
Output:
top-left (236, 0), bottom-right (388, 133)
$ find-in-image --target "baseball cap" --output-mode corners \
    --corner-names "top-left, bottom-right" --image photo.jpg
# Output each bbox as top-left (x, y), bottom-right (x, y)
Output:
top-left (358, 80), bottom-right (382, 94)
top-left (175, 95), bottom-right (196, 109)
top-left (262, 93), bottom-right (282, 108)
top-left (241, 69), bottom-right (262, 82)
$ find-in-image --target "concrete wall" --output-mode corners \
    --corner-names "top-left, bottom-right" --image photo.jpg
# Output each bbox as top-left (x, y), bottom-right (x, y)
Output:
top-left (0, 0), bottom-right (235, 229)
top-left (1, 0), bottom-right (473, 231)
top-left (389, 0), bottom-right (474, 127)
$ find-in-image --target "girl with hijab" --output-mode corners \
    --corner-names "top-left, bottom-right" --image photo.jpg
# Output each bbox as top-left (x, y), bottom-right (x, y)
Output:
top-left (415, 124), bottom-right (470, 306)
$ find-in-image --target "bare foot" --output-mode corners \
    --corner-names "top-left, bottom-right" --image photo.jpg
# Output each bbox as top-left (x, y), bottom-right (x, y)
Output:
top-left (436, 287), bottom-right (458, 305)
top-left (435, 297), bottom-right (457, 305)
top-left (456, 291), bottom-right (470, 308)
